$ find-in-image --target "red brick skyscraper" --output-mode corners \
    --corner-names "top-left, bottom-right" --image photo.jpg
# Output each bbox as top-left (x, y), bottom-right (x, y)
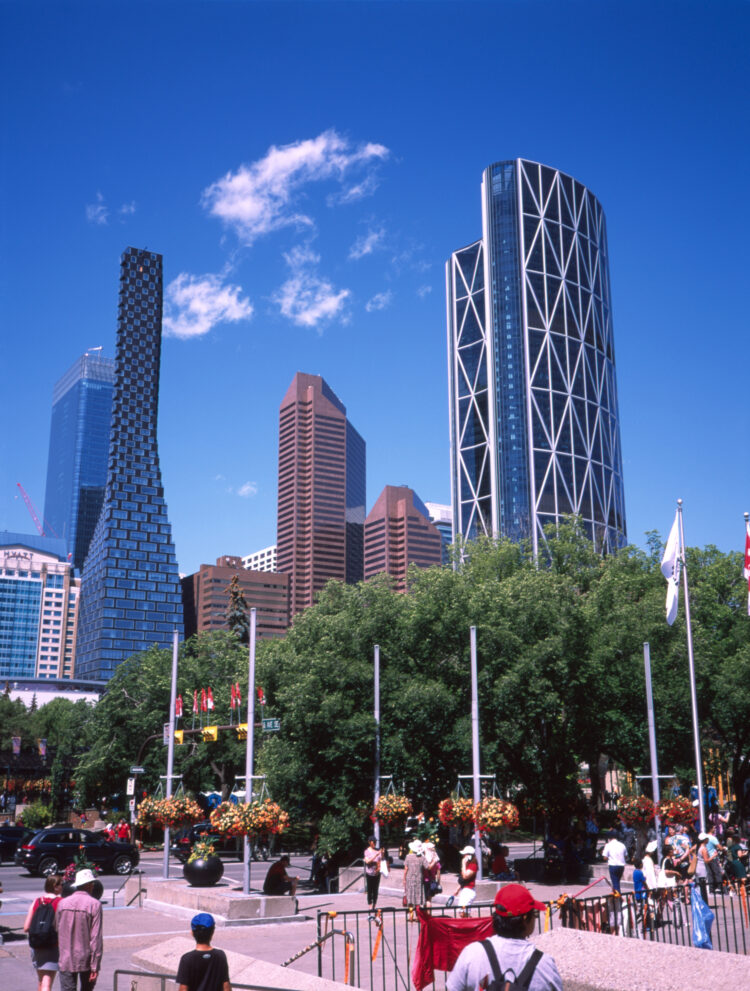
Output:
top-left (364, 486), bottom-right (443, 591)
top-left (277, 373), bottom-right (366, 617)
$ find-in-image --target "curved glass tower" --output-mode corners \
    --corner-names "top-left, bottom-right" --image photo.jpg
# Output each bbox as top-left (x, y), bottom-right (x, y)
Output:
top-left (447, 159), bottom-right (626, 555)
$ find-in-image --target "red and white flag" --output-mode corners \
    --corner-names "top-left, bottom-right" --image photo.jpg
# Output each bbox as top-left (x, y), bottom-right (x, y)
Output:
top-left (207, 687), bottom-right (214, 711)
top-left (192, 690), bottom-right (198, 714)
top-left (175, 694), bottom-right (183, 719)
top-left (230, 683), bottom-right (236, 710)
top-left (744, 519), bottom-right (750, 616)
top-left (235, 682), bottom-right (242, 705)
top-left (257, 686), bottom-right (266, 706)
top-left (201, 688), bottom-right (207, 713)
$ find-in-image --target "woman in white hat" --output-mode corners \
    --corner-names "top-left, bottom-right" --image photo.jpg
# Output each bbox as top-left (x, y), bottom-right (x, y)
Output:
top-left (403, 840), bottom-right (424, 918)
top-left (447, 845), bottom-right (479, 916)
top-left (422, 841), bottom-right (441, 909)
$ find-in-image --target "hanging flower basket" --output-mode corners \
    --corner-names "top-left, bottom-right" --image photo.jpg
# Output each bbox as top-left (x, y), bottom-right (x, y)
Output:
top-left (209, 799), bottom-right (290, 838)
top-left (617, 795), bottom-right (656, 829)
top-left (135, 796), bottom-right (203, 830)
top-left (437, 797), bottom-right (475, 827)
top-left (371, 794), bottom-right (413, 826)
top-left (656, 796), bottom-right (695, 827)
top-left (475, 797), bottom-right (520, 835)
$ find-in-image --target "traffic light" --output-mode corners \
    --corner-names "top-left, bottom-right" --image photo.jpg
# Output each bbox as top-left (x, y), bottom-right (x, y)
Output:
top-left (174, 730), bottom-right (184, 745)
top-left (201, 725), bottom-right (218, 742)
top-left (236, 723), bottom-right (248, 741)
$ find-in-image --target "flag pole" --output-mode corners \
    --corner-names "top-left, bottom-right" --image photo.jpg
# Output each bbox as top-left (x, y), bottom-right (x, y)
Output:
top-left (163, 628), bottom-right (179, 879)
top-left (677, 499), bottom-right (706, 833)
top-left (643, 643), bottom-right (662, 859)
top-left (243, 607), bottom-right (257, 895)
top-left (470, 625), bottom-right (483, 881)
top-left (373, 644), bottom-right (381, 848)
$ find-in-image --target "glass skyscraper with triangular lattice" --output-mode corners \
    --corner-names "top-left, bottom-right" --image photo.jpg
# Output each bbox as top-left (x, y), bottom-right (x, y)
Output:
top-left (447, 159), bottom-right (626, 556)
top-left (75, 247), bottom-right (183, 680)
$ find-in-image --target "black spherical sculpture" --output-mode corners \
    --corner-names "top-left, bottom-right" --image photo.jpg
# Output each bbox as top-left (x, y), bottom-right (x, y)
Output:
top-left (183, 855), bottom-right (224, 887)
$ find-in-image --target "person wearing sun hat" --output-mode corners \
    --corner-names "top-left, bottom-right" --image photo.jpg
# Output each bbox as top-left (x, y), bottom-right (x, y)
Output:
top-left (55, 869), bottom-right (103, 990)
top-left (404, 839), bottom-right (425, 915)
top-left (447, 884), bottom-right (562, 991)
top-left (176, 913), bottom-right (231, 991)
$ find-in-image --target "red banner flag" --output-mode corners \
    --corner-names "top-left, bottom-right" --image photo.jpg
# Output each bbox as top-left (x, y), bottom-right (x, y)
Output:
top-left (193, 689), bottom-right (198, 714)
top-left (176, 694), bottom-right (183, 718)
top-left (201, 688), bottom-right (207, 713)
top-left (235, 682), bottom-right (242, 705)
top-left (744, 520), bottom-right (750, 616)
top-left (257, 686), bottom-right (265, 706)
top-left (207, 686), bottom-right (214, 711)
top-left (230, 683), bottom-right (236, 709)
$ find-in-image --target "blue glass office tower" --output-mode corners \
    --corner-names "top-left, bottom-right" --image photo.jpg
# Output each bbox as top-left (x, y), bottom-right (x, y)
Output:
top-left (76, 248), bottom-right (183, 680)
top-left (43, 352), bottom-right (114, 572)
top-left (447, 160), bottom-right (626, 556)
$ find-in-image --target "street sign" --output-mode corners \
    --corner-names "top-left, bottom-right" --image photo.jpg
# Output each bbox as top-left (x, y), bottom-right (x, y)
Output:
top-left (126, 777), bottom-right (135, 796)
top-left (262, 718), bottom-right (281, 732)
top-left (128, 798), bottom-right (135, 812)
top-left (130, 766), bottom-right (145, 775)
top-left (163, 721), bottom-right (171, 745)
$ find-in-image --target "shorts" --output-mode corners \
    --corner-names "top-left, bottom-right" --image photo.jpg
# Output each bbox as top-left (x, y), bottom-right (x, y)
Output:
top-left (457, 886), bottom-right (476, 908)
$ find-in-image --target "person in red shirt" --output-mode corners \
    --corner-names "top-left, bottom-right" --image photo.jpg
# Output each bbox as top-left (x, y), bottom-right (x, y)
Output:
top-left (116, 818), bottom-right (131, 842)
top-left (24, 874), bottom-right (63, 991)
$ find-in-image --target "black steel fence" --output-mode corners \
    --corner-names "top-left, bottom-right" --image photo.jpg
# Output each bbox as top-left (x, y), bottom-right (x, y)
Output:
top-left (113, 970), bottom-right (298, 991)
top-left (316, 878), bottom-right (749, 991)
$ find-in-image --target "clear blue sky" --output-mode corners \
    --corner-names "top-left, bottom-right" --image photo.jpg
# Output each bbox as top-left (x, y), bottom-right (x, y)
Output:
top-left (2, 1), bottom-right (748, 575)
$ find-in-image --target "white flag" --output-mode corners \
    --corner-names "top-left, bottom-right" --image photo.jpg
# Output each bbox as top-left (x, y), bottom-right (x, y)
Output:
top-left (661, 511), bottom-right (681, 625)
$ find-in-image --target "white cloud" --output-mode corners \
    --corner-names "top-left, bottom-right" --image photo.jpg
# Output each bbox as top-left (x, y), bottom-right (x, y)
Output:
top-left (118, 201), bottom-right (137, 216)
top-left (86, 192), bottom-right (108, 225)
top-left (202, 129), bottom-right (389, 244)
top-left (328, 173), bottom-right (381, 206)
top-left (365, 290), bottom-right (393, 312)
top-left (417, 284), bottom-right (433, 297)
top-left (273, 246), bottom-right (350, 328)
top-left (237, 481), bottom-right (258, 498)
top-left (163, 273), bottom-right (253, 339)
top-left (349, 227), bottom-right (385, 260)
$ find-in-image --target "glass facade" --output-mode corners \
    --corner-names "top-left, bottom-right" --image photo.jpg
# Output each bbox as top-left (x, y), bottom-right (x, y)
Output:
top-left (75, 248), bottom-right (183, 680)
top-left (447, 159), bottom-right (627, 555)
top-left (345, 421), bottom-right (366, 585)
top-left (43, 353), bottom-right (115, 572)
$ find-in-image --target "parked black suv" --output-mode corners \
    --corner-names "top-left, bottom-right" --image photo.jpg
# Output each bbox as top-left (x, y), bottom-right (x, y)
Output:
top-left (170, 822), bottom-right (244, 863)
top-left (0, 824), bottom-right (34, 862)
top-left (15, 827), bottom-right (140, 876)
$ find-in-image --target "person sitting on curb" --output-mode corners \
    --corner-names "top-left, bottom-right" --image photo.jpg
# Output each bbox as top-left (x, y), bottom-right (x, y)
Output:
top-left (447, 884), bottom-right (562, 991)
top-left (176, 913), bottom-right (231, 991)
top-left (263, 854), bottom-right (298, 897)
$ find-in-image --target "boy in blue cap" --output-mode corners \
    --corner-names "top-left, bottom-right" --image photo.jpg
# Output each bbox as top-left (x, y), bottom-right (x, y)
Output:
top-left (176, 913), bottom-right (231, 991)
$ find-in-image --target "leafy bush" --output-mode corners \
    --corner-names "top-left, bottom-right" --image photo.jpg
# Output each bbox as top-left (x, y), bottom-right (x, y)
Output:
top-left (21, 800), bottom-right (54, 830)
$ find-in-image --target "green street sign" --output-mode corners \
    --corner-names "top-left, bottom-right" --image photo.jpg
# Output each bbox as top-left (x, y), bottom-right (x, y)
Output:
top-left (262, 718), bottom-right (281, 732)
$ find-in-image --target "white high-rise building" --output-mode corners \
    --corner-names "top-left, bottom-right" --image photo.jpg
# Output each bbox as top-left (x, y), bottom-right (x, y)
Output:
top-left (242, 545), bottom-right (277, 573)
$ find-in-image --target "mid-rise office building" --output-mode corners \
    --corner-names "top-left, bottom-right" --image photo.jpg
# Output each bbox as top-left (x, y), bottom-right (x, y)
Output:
top-left (277, 373), bottom-right (366, 616)
top-left (43, 351), bottom-right (114, 572)
top-left (181, 556), bottom-right (289, 640)
top-left (447, 159), bottom-right (626, 555)
top-left (76, 248), bottom-right (183, 680)
top-left (242, 545), bottom-right (277, 573)
top-left (423, 501), bottom-right (452, 564)
top-left (364, 487), bottom-right (443, 590)
top-left (0, 532), bottom-right (79, 680)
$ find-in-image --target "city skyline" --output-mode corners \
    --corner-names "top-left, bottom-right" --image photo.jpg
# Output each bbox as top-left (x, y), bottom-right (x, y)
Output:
top-left (2, 4), bottom-right (748, 577)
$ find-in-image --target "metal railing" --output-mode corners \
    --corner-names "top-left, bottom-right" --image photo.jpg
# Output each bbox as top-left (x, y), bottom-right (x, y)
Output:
top-left (113, 969), bottom-right (300, 990)
top-left (316, 878), bottom-right (749, 990)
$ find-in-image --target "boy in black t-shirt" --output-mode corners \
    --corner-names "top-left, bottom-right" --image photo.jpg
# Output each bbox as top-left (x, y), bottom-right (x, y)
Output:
top-left (176, 913), bottom-right (231, 991)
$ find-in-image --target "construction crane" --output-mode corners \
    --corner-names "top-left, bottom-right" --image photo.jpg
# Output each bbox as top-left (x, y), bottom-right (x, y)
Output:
top-left (16, 483), bottom-right (59, 538)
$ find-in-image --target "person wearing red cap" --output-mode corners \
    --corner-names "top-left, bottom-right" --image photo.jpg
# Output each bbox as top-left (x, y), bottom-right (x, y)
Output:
top-left (447, 884), bottom-right (561, 991)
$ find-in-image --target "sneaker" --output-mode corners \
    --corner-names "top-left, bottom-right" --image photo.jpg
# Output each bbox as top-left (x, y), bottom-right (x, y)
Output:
top-left (446, 896), bottom-right (454, 907)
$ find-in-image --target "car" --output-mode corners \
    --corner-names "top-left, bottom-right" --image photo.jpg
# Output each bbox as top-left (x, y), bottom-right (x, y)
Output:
top-left (170, 822), bottom-right (243, 863)
top-left (15, 826), bottom-right (140, 877)
top-left (0, 824), bottom-right (34, 862)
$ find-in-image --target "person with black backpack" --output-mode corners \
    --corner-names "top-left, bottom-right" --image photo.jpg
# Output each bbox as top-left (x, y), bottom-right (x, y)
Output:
top-left (23, 873), bottom-right (63, 991)
top-left (447, 884), bottom-right (562, 991)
